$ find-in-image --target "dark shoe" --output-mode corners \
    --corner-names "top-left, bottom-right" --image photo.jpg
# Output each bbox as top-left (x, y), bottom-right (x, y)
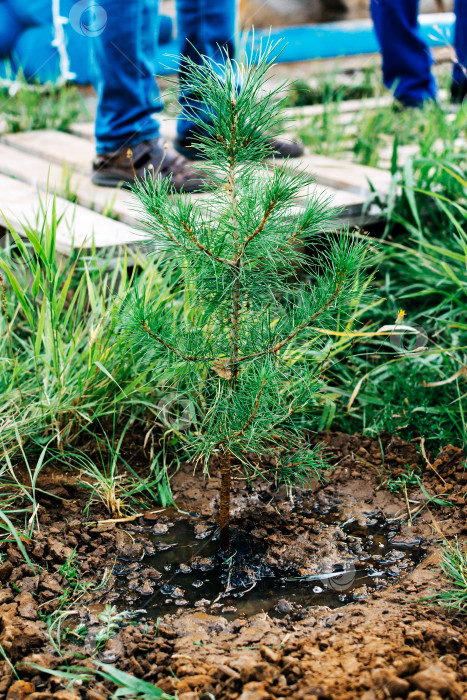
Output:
top-left (266, 135), bottom-right (305, 158)
top-left (174, 129), bottom-right (305, 160)
top-left (450, 80), bottom-right (467, 104)
top-left (92, 137), bottom-right (208, 192)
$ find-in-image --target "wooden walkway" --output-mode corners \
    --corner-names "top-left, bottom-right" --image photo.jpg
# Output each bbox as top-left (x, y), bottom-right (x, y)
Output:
top-left (0, 107), bottom-right (392, 255)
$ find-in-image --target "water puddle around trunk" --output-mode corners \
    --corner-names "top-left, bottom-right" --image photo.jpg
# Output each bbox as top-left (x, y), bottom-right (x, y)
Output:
top-left (112, 503), bottom-right (427, 619)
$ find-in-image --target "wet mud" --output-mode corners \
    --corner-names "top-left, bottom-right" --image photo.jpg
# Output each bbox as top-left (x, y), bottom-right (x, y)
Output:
top-left (113, 503), bottom-right (427, 619)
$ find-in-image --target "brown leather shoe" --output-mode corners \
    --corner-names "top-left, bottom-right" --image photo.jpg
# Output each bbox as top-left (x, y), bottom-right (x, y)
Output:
top-left (92, 137), bottom-right (209, 192)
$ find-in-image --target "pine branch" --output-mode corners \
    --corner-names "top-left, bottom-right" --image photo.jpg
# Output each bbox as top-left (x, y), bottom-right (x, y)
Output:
top-left (235, 277), bottom-right (343, 363)
top-left (149, 207), bottom-right (232, 266)
top-left (268, 280), bottom-right (341, 353)
top-left (180, 220), bottom-right (235, 267)
top-left (140, 321), bottom-right (214, 363)
top-left (136, 177), bottom-right (234, 266)
top-left (282, 221), bottom-right (309, 250)
top-left (223, 378), bottom-right (266, 443)
top-left (239, 196), bottom-right (280, 256)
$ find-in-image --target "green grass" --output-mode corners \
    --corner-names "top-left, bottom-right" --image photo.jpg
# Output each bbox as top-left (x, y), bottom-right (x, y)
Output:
top-left (0, 199), bottom-right (180, 455)
top-left (291, 64), bottom-right (467, 168)
top-left (334, 155), bottom-right (467, 450)
top-left (284, 63), bottom-right (384, 108)
top-left (0, 195), bottom-right (187, 549)
top-left (296, 99), bottom-right (467, 167)
top-left (72, 416), bottom-right (174, 516)
top-left (284, 64), bottom-right (467, 453)
top-left (25, 661), bottom-right (176, 699)
top-left (0, 72), bottom-right (85, 135)
top-left (37, 548), bottom-right (116, 655)
top-left (426, 539), bottom-right (467, 613)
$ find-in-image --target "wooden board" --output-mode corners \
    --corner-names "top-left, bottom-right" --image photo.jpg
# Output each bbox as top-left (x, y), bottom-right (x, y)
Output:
top-left (0, 174), bottom-right (141, 252)
top-left (283, 96), bottom-right (393, 121)
top-left (71, 88), bottom-right (454, 139)
top-left (2, 130), bottom-right (94, 172)
top-left (295, 153), bottom-right (391, 196)
top-left (72, 109), bottom-right (369, 144)
top-left (71, 97), bottom-right (395, 141)
top-left (0, 143), bottom-right (136, 225)
top-left (4, 129), bottom-right (386, 197)
top-left (0, 167), bottom-right (371, 255)
top-left (0, 140), bottom-right (366, 226)
top-left (69, 121), bottom-right (94, 139)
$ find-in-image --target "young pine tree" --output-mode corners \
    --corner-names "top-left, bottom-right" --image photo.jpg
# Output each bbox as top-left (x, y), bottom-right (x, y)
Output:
top-left (119, 47), bottom-right (370, 549)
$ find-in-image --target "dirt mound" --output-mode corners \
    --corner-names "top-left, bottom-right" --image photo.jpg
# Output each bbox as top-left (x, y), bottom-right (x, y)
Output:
top-left (0, 432), bottom-right (465, 698)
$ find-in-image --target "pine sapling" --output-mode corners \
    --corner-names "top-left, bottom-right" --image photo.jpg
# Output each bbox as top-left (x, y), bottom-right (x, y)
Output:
top-left (118, 45), bottom-right (370, 549)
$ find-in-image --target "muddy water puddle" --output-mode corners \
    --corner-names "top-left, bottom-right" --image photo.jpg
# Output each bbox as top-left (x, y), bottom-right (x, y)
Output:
top-left (112, 503), bottom-right (427, 619)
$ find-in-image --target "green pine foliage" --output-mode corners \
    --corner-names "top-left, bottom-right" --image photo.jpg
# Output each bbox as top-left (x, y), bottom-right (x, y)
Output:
top-left (118, 45), bottom-right (371, 545)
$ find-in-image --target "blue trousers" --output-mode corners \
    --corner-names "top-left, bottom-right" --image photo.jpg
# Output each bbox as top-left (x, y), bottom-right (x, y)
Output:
top-left (91, 0), bottom-right (236, 154)
top-left (370, 0), bottom-right (467, 105)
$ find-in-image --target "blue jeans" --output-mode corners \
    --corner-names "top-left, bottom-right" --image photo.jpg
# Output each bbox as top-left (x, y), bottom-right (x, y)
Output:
top-left (370, 0), bottom-right (467, 105)
top-left (91, 0), bottom-right (236, 154)
top-left (453, 0), bottom-right (467, 89)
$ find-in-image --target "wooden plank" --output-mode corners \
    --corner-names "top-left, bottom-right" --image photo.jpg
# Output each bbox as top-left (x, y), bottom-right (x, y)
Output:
top-left (70, 119), bottom-right (375, 202)
top-left (270, 45), bottom-right (452, 76)
top-left (7, 129), bottom-right (384, 197)
top-left (0, 141), bottom-right (212, 222)
top-left (283, 96), bottom-right (393, 121)
top-left (71, 88), bottom-right (453, 141)
top-left (0, 143), bottom-right (137, 225)
top-left (298, 182), bottom-right (366, 213)
top-left (284, 88), bottom-right (449, 124)
top-left (72, 109), bottom-right (366, 144)
top-left (2, 125), bottom-right (201, 185)
top-left (0, 171), bottom-right (371, 259)
top-left (4, 130), bottom-right (388, 197)
top-left (294, 153), bottom-right (392, 196)
top-left (1, 129), bottom-right (381, 240)
top-left (69, 121), bottom-right (94, 139)
top-left (0, 174), bottom-right (140, 252)
top-left (2, 130), bottom-right (94, 172)
top-left (0, 140), bottom-right (365, 221)
top-left (3, 128), bottom-right (372, 206)
top-left (378, 143), bottom-right (420, 169)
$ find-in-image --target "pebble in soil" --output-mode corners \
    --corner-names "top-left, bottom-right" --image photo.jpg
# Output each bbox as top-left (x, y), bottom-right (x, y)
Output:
top-left (111, 501), bottom-right (427, 620)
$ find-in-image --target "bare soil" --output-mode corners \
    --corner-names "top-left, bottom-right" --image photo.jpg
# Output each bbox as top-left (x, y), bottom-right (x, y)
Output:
top-left (1, 431), bottom-right (466, 700)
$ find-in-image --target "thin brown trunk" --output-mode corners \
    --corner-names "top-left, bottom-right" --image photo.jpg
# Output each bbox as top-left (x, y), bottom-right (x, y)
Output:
top-left (218, 132), bottom-right (238, 551)
top-left (219, 451), bottom-right (232, 550)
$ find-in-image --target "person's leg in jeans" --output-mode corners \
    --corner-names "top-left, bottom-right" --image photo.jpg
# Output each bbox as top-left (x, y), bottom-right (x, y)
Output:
top-left (175, 0), bottom-right (236, 141)
top-left (452, 0), bottom-right (467, 102)
top-left (174, 0), bottom-right (303, 159)
top-left (370, 0), bottom-right (437, 107)
top-left (92, 0), bottom-right (161, 154)
top-left (90, 0), bottom-right (206, 190)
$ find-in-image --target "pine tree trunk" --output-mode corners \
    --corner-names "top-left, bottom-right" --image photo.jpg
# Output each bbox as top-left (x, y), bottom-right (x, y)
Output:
top-left (219, 451), bottom-right (231, 550)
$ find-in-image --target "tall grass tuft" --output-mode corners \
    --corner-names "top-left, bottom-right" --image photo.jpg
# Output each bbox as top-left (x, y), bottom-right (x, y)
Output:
top-left (426, 539), bottom-right (467, 613)
top-left (0, 198), bottom-right (182, 456)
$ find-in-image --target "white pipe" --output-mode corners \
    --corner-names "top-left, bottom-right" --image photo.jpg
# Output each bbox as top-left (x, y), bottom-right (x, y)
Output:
top-left (52, 0), bottom-right (75, 84)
